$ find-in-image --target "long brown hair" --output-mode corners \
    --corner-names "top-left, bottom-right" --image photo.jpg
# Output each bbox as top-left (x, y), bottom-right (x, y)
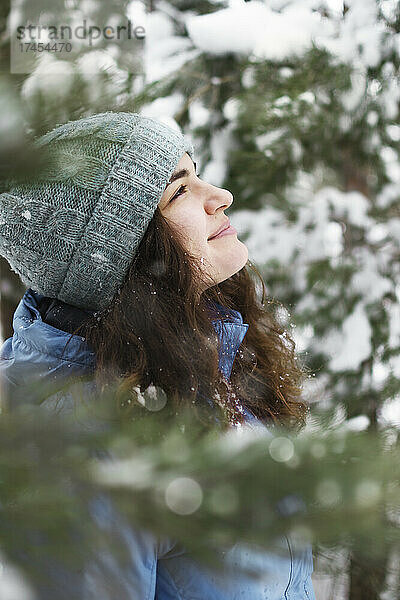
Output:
top-left (67, 207), bottom-right (309, 432)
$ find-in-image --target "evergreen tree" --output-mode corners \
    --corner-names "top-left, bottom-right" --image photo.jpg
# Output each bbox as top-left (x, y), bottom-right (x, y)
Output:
top-left (0, 380), bottom-right (400, 598)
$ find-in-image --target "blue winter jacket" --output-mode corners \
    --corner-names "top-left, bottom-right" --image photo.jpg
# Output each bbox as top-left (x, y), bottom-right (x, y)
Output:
top-left (0, 289), bottom-right (316, 600)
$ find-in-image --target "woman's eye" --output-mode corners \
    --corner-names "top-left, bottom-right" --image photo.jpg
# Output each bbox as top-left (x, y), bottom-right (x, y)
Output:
top-left (169, 172), bottom-right (200, 204)
top-left (170, 184), bottom-right (187, 202)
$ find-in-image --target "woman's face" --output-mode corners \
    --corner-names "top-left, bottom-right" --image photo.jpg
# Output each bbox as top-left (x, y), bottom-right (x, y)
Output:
top-left (158, 153), bottom-right (248, 290)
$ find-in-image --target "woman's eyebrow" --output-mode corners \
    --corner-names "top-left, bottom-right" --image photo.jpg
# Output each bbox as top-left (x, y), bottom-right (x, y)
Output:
top-left (165, 161), bottom-right (197, 189)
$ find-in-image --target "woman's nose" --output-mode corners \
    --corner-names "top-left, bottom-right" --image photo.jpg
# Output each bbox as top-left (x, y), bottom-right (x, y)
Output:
top-left (204, 184), bottom-right (233, 213)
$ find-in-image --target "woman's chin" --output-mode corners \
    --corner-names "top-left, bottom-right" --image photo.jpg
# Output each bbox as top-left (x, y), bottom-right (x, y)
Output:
top-left (235, 239), bottom-right (249, 268)
top-left (217, 257), bottom-right (250, 283)
top-left (229, 242), bottom-right (249, 274)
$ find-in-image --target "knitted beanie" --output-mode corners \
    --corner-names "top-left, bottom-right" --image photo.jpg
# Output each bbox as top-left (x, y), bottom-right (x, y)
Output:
top-left (0, 112), bottom-right (195, 312)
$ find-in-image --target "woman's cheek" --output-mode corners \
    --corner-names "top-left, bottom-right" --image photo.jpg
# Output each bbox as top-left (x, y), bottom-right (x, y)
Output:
top-left (182, 213), bottom-right (206, 249)
top-left (173, 220), bottom-right (204, 255)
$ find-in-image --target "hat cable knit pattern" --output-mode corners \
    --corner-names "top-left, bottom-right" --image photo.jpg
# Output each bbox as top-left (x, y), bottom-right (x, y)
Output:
top-left (0, 112), bottom-right (195, 311)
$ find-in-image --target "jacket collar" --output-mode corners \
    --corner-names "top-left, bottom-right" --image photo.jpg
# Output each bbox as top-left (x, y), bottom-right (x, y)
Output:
top-left (9, 288), bottom-right (96, 366)
top-left (1, 289), bottom-right (248, 385)
top-left (209, 301), bottom-right (249, 380)
top-left (0, 289), bottom-right (95, 397)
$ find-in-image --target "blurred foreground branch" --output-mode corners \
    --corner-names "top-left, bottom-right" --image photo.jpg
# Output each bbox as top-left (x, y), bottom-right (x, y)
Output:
top-left (0, 377), bottom-right (399, 596)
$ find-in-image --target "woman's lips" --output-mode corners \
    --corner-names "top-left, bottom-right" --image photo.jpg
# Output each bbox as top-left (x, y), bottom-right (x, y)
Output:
top-left (208, 224), bottom-right (237, 240)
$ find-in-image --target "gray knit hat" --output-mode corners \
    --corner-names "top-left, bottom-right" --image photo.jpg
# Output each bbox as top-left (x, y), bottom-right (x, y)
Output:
top-left (0, 112), bottom-right (195, 311)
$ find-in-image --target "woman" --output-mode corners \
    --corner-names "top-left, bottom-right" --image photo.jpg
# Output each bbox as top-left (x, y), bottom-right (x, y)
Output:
top-left (0, 111), bottom-right (316, 599)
